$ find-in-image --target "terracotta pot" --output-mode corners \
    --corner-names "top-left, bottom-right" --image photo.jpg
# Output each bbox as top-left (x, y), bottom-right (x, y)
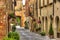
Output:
top-left (49, 35), bottom-right (54, 39)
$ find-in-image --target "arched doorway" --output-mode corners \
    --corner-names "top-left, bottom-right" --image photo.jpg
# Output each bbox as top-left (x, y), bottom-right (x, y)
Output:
top-left (49, 15), bottom-right (54, 38)
top-left (45, 17), bottom-right (48, 34)
top-left (42, 17), bottom-right (44, 31)
top-left (55, 16), bottom-right (60, 38)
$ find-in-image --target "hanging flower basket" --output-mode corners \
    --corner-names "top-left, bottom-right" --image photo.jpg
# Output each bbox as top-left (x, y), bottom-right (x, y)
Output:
top-left (38, 20), bottom-right (41, 23)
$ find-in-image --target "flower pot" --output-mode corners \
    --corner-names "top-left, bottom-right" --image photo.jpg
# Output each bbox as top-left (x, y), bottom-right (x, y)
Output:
top-left (40, 32), bottom-right (46, 36)
top-left (49, 35), bottom-right (54, 39)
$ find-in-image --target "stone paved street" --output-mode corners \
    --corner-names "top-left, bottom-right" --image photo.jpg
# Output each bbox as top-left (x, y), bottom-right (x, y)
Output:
top-left (16, 28), bottom-right (55, 40)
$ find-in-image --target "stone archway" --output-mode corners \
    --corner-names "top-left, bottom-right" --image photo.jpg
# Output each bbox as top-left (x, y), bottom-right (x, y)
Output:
top-left (55, 16), bottom-right (60, 38)
top-left (16, 16), bottom-right (21, 26)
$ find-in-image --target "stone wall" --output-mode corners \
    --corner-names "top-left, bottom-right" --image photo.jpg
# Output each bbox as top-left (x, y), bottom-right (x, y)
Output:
top-left (29, 0), bottom-right (60, 38)
top-left (0, 8), bottom-right (8, 40)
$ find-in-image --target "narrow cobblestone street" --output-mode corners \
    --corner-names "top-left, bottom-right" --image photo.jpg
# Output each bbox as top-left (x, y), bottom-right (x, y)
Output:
top-left (0, 0), bottom-right (60, 40)
top-left (16, 28), bottom-right (53, 40)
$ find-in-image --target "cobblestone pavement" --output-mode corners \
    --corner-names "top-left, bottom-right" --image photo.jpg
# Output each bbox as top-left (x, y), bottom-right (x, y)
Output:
top-left (16, 28), bottom-right (57, 40)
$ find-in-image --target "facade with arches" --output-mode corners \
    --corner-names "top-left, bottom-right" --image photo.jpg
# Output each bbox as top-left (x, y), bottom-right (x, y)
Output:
top-left (40, 0), bottom-right (60, 38)
top-left (28, 0), bottom-right (60, 38)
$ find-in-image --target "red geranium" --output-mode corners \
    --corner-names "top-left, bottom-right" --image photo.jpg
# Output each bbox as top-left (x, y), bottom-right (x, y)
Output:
top-left (38, 20), bottom-right (41, 23)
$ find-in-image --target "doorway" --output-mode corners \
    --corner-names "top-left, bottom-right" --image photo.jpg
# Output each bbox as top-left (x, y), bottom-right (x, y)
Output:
top-left (42, 17), bottom-right (44, 31)
top-left (45, 17), bottom-right (48, 34)
top-left (55, 16), bottom-right (60, 38)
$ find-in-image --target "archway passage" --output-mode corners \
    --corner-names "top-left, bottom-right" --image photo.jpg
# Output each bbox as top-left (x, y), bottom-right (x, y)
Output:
top-left (16, 16), bottom-right (21, 26)
top-left (42, 17), bottom-right (44, 31)
top-left (55, 16), bottom-right (60, 38)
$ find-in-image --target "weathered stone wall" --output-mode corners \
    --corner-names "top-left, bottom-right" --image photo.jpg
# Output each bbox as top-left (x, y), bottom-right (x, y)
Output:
top-left (28, 0), bottom-right (60, 38)
top-left (0, 5), bottom-right (7, 40)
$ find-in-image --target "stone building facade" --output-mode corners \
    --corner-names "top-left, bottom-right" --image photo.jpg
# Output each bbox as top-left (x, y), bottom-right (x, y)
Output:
top-left (25, 0), bottom-right (30, 17)
top-left (0, 0), bottom-right (13, 40)
top-left (15, 0), bottom-right (26, 27)
top-left (28, 0), bottom-right (60, 38)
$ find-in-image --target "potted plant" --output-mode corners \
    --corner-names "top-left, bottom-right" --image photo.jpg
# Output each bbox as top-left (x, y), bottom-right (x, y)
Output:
top-left (49, 23), bottom-right (54, 38)
top-left (40, 31), bottom-right (46, 36)
top-left (33, 21), bottom-right (38, 32)
top-left (24, 21), bottom-right (29, 29)
top-left (36, 27), bottom-right (41, 33)
top-left (8, 32), bottom-right (20, 40)
top-left (8, 25), bottom-right (20, 40)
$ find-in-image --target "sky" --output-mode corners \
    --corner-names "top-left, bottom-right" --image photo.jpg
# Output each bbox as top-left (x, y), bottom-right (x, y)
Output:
top-left (22, 0), bottom-right (25, 5)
